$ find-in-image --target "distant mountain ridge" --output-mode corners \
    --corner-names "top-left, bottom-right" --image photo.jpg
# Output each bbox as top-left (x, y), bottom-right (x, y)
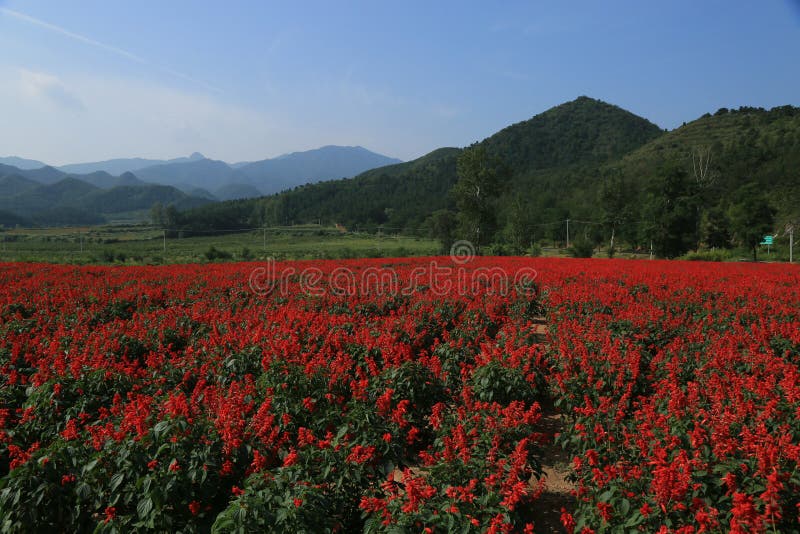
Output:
top-left (0, 156), bottom-right (47, 170)
top-left (0, 164), bottom-right (213, 226)
top-left (238, 145), bottom-right (403, 194)
top-left (57, 152), bottom-right (207, 175)
top-left (1, 146), bottom-right (402, 201)
top-left (0, 145), bottom-right (402, 226)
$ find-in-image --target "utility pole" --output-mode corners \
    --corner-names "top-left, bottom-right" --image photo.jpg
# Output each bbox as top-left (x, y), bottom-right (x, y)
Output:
top-left (789, 224), bottom-right (794, 263)
top-left (565, 219), bottom-right (570, 248)
top-left (649, 240), bottom-right (654, 260)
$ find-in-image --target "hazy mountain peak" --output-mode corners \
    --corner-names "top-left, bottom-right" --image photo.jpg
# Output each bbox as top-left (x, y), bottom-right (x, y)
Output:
top-left (238, 145), bottom-right (403, 195)
top-left (0, 156), bottom-right (47, 170)
top-left (189, 152), bottom-right (206, 161)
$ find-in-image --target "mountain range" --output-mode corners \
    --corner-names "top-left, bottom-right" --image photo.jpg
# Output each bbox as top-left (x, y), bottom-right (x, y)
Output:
top-left (174, 96), bottom-right (800, 251)
top-left (0, 146), bottom-right (402, 226)
top-left (4, 97), bottom-right (799, 249)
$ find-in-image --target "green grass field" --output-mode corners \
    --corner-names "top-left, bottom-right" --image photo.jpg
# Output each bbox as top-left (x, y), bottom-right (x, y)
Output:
top-left (0, 224), bottom-right (791, 264)
top-left (0, 225), bottom-right (441, 264)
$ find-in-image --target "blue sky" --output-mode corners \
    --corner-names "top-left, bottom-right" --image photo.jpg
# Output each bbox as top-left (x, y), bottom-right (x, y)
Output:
top-left (0, 1), bottom-right (798, 165)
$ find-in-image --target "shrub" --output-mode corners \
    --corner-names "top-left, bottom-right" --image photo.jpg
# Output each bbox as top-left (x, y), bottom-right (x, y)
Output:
top-left (470, 359), bottom-right (539, 405)
top-left (680, 249), bottom-right (733, 262)
top-left (568, 239), bottom-right (594, 258)
top-left (205, 246), bottom-right (232, 261)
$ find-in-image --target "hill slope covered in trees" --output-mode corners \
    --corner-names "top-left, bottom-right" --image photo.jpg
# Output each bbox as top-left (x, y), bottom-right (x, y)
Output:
top-left (157, 97), bottom-right (800, 257)
top-left (176, 97), bottom-right (666, 232)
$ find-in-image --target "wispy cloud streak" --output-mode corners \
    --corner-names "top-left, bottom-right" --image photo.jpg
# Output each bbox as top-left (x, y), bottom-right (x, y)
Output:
top-left (0, 7), bottom-right (221, 93)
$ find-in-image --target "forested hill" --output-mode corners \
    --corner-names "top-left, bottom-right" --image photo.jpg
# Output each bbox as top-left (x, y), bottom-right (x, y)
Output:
top-left (612, 105), bottom-right (800, 220)
top-left (481, 95), bottom-right (663, 172)
top-left (174, 97), bottom-right (800, 255)
top-left (176, 97), bottom-right (664, 232)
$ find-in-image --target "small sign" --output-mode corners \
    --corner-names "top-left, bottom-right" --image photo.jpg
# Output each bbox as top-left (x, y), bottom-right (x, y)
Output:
top-left (760, 235), bottom-right (774, 245)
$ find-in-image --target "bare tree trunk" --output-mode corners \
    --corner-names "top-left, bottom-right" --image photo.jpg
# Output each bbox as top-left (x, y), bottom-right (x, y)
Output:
top-left (692, 146), bottom-right (715, 187)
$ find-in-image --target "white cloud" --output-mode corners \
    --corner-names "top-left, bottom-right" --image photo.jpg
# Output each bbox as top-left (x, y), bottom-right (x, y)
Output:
top-left (19, 69), bottom-right (85, 111)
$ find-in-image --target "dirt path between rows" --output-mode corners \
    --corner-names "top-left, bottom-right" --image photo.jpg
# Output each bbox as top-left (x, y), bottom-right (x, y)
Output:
top-left (528, 320), bottom-right (575, 533)
top-left (530, 407), bottom-right (574, 532)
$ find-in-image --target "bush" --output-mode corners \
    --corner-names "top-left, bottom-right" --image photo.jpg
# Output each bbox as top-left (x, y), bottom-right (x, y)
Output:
top-left (680, 249), bottom-right (733, 262)
top-left (487, 242), bottom-right (509, 256)
top-left (205, 246), bottom-right (232, 261)
top-left (528, 243), bottom-right (542, 257)
top-left (471, 359), bottom-right (539, 405)
top-left (568, 239), bottom-right (594, 258)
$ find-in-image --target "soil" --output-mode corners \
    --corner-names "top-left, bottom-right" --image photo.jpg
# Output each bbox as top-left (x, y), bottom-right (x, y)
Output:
top-left (529, 408), bottom-right (575, 533)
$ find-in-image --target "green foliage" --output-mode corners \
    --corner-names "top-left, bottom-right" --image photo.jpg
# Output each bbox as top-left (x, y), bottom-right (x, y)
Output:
top-left (181, 148), bottom-right (461, 235)
top-left (642, 166), bottom-right (699, 258)
top-left (425, 209), bottom-right (458, 254)
top-left (204, 246), bottom-right (232, 261)
top-left (504, 199), bottom-right (537, 254)
top-left (212, 469), bottom-right (340, 534)
top-left (568, 238), bottom-right (595, 258)
top-left (701, 206), bottom-right (732, 249)
top-left (453, 144), bottom-right (508, 250)
top-left (528, 243), bottom-right (542, 257)
top-left (680, 249), bottom-right (736, 262)
top-left (728, 184), bottom-right (776, 261)
top-left (470, 360), bottom-right (539, 405)
top-left (481, 95), bottom-right (663, 172)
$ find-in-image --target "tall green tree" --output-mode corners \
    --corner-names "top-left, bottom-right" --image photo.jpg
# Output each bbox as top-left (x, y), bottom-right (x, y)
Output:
top-left (452, 144), bottom-right (508, 251)
top-left (425, 209), bottom-right (458, 254)
top-left (728, 184), bottom-right (775, 261)
top-left (643, 166), bottom-right (699, 258)
top-left (504, 198), bottom-right (537, 254)
top-left (701, 206), bottom-right (731, 249)
top-left (599, 173), bottom-right (637, 252)
top-left (150, 202), bottom-right (165, 227)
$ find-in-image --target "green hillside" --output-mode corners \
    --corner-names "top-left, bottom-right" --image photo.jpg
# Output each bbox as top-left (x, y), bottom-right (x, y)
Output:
top-left (172, 98), bottom-right (800, 258)
top-left (0, 170), bottom-right (215, 227)
top-left (179, 147), bottom-right (461, 232)
top-left (178, 97), bottom-right (664, 233)
top-left (482, 96), bottom-right (663, 172)
top-left (611, 105), bottom-right (800, 223)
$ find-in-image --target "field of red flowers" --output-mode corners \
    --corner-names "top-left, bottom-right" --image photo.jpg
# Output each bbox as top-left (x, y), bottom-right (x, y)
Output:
top-left (0, 258), bottom-right (798, 533)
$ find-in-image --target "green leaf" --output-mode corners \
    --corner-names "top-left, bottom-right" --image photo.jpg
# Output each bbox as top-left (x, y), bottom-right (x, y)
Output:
top-left (619, 498), bottom-right (630, 516)
top-left (109, 472), bottom-right (124, 492)
top-left (623, 511), bottom-right (644, 527)
top-left (137, 496), bottom-right (153, 519)
top-left (83, 459), bottom-right (98, 474)
top-left (234, 505), bottom-right (247, 523)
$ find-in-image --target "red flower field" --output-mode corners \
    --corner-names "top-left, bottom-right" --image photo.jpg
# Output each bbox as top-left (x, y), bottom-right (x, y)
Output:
top-left (0, 258), bottom-right (798, 533)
